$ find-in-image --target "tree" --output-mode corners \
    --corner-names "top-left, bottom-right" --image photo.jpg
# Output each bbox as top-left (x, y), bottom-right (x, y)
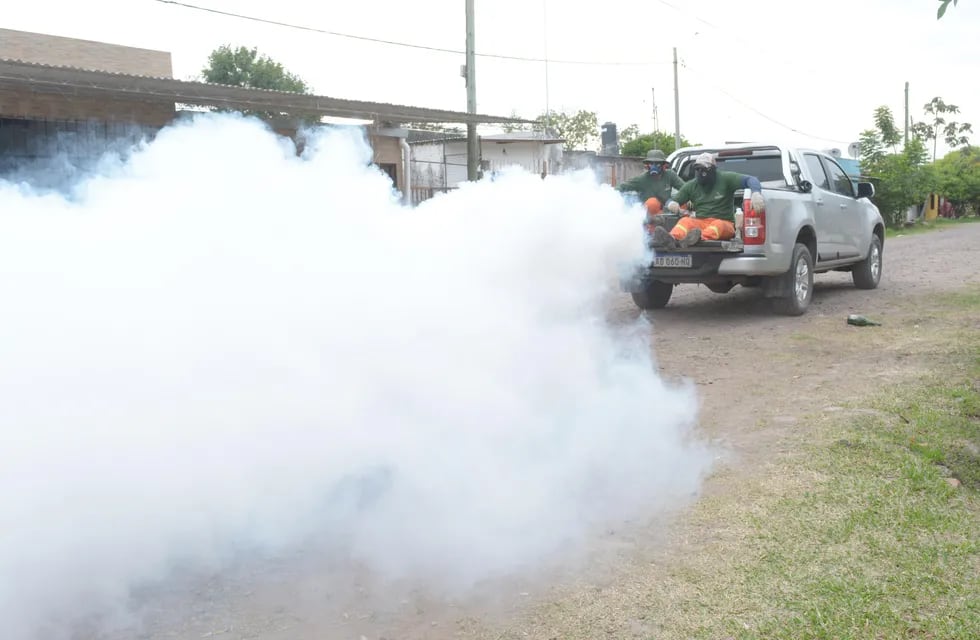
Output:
top-left (860, 106), bottom-right (935, 226)
top-left (933, 146), bottom-right (980, 216)
top-left (619, 128), bottom-right (693, 157)
top-left (202, 45), bottom-right (310, 93)
top-left (501, 110), bottom-right (529, 134)
top-left (618, 124), bottom-right (641, 144)
top-left (200, 45), bottom-right (315, 123)
top-left (502, 110), bottom-right (599, 150)
top-left (938, 0), bottom-right (959, 19)
top-left (539, 110), bottom-right (599, 150)
top-left (911, 97), bottom-right (973, 162)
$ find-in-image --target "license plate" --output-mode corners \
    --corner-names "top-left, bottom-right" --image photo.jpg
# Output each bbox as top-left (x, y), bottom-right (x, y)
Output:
top-left (653, 254), bottom-right (693, 268)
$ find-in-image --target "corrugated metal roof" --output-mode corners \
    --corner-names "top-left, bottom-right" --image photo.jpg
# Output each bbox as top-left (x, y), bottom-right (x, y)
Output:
top-left (482, 132), bottom-right (564, 143)
top-left (0, 58), bottom-right (529, 125)
top-left (405, 129), bottom-right (468, 143)
top-left (407, 131), bottom-right (563, 145)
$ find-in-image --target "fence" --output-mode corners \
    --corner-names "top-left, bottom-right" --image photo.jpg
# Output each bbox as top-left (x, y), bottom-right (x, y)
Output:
top-left (410, 185), bottom-right (457, 205)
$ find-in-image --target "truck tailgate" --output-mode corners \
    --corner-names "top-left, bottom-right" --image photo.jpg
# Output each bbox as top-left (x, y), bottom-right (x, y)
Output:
top-left (621, 240), bottom-right (747, 289)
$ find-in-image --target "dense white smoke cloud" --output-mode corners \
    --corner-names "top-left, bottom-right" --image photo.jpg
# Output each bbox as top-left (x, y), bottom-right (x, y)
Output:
top-left (0, 113), bottom-right (712, 639)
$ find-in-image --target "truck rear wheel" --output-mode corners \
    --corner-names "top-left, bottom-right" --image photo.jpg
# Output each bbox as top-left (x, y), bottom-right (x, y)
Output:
top-left (631, 280), bottom-right (673, 310)
top-left (772, 243), bottom-right (814, 316)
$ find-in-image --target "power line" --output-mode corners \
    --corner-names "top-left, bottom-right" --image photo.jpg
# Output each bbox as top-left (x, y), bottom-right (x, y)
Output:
top-left (650, 0), bottom-right (846, 84)
top-left (153, 0), bottom-right (671, 67)
top-left (652, 0), bottom-right (719, 29)
top-left (680, 62), bottom-right (851, 144)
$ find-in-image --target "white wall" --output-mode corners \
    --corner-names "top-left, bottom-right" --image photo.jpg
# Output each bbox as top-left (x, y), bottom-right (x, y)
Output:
top-left (482, 141), bottom-right (563, 177)
top-left (409, 142), bottom-right (446, 189)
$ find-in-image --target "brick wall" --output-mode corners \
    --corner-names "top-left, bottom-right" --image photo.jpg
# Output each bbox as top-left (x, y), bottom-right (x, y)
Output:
top-left (0, 88), bottom-right (175, 126)
top-left (0, 28), bottom-right (173, 77)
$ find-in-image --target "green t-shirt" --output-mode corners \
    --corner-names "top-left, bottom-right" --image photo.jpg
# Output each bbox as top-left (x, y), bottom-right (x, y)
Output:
top-left (616, 169), bottom-right (684, 206)
top-left (674, 170), bottom-right (749, 222)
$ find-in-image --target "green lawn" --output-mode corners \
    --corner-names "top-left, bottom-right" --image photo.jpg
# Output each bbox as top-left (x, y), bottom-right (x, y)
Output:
top-left (644, 290), bottom-right (980, 639)
top-left (886, 215), bottom-right (980, 238)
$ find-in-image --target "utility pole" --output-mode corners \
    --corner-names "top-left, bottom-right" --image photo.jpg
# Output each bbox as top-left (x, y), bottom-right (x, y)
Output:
top-left (673, 47), bottom-right (680, 149)
top-left (544, 0), bottom-right (551, 132)
top-left (465, 0), bottom-right (479, 181)
top-left (904, 81), bottom-right (909, 145)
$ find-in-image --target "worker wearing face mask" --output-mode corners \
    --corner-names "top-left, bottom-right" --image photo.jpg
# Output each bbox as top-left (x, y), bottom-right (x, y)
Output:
top-left (617, 149), bottom-right (685, 216)
top-left (651, 152), bottom-right (766, 248)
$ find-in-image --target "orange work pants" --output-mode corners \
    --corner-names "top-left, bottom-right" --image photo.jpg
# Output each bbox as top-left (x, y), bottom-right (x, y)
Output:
top-left (669, 215), bottom-right (736, 241)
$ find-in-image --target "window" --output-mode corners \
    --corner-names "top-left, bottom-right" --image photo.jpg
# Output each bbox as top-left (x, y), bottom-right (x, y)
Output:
top-left (804, 154), bottom-right (829, 190)
top-left (376, 162), bottom-right (398, 184)
top-left (675, 154), bottom-right (785, 183)
top-left (821, 157), bottom-right (855, 197)
top-left (715, 156), bottom-right (785, 182)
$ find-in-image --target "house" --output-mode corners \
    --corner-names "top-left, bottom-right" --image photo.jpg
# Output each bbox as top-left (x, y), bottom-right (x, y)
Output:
top-left (408, 130), bottom-right (564, 203)
top-left (561, 150), bottom-right (646, 188)
top-left (0, 28), bottom-right (522, 199)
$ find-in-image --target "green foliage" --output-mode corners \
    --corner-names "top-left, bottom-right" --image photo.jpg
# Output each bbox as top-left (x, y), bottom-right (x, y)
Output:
top-left (860, 107), bottom-right (935, 226)
top-left (503, 110), bottom-right (599, 150)
top-left (938, 0), bottom-right (959, 19)
top-left (539, 110), bottom-right (599, 150)
top-left (500, 110), bottom-right (528, 133)
top-left (618, 124), bottom-right (640, 144)
top-left (200, 45), bottom-right (316, 125)
top-left (619, 129), bottom-right (693, 158)
top-left (912, 97), bottom-right (973, 162)
top-left (934, 146), bottom-right (980, 215)
top-left (202, 45), bottom-right (310, 93)
top-left (503, 115), bottom-right (690, 155)
top-left (860, 97), bottom-right (973, 226)
top-left (873, 106), bottom-right (902, 151)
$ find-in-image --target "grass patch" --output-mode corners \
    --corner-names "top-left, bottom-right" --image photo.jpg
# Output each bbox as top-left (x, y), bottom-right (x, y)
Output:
top-left (886, 215), bottom-right (980, 238)
top-left (642, 308), bottom-right (980, 638)
top-left (945, 290), bottom-right (980, 311)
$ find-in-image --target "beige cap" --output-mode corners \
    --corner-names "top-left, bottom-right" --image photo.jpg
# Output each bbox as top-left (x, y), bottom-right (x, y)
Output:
top-left (693, 152), bottom-right (716, 168)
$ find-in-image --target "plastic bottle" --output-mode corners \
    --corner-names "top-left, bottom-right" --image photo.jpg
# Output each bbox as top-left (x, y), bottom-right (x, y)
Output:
top-left (847, 314), bottom-right (881, 327)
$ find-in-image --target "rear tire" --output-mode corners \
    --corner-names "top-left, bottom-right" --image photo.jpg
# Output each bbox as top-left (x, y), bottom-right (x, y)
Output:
top-left (852, 234), bottom-right (883, 289)
top-left (772, 243), bottom-right (814, 316)
top-left (631, 280), bottom-right (674, 310)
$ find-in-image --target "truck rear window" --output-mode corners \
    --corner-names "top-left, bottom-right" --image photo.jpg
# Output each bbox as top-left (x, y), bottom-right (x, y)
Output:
top-left (676, 155), bottom-right (785, 183)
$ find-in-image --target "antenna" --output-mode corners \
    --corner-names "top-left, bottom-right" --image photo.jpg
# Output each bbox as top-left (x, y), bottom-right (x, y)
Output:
top-left (652, 88), bottom-right (660, 132)
top-left (847, 141), bottom-right (861, 158)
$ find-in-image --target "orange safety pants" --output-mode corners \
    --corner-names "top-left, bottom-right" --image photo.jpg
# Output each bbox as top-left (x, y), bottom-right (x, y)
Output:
top-left (669, 215), bottom-right (736, 241)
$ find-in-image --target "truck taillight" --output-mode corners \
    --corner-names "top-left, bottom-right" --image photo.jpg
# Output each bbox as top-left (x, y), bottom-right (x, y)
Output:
top-left (742, 194), bottom-right (766, 245)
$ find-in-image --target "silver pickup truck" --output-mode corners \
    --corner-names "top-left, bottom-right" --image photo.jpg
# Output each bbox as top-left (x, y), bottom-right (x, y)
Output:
top-left (620, 143), bottom-right (886, 315)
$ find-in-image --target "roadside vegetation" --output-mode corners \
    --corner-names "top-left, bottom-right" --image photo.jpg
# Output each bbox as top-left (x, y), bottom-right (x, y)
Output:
top-left (886, 214), bottom-right (980, 238)
top-left (641, 290), bottom-right (980, 639)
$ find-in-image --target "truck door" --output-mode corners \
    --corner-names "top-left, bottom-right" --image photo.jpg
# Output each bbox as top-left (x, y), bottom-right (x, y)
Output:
top-left (820, 156), bottom-right (863, 259)
top-left (802, 153), bottom-right (843, 261)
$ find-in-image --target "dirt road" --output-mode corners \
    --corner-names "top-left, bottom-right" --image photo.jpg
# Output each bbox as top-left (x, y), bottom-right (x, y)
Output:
top-left (628, 222), bottom-right (980, 463)
top-left (94, 224), bottom-right (980, 640)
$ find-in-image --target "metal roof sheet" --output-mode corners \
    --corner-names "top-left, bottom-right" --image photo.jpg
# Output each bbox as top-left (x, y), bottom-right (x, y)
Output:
top-left (0, 58), bottom-right (528, 125)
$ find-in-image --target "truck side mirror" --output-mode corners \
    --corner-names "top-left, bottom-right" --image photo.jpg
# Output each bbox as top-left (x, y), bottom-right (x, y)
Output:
top-left (798, 180), bottom-right (813, 194)
top-left (857, 182), bottom-right (875, 199)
